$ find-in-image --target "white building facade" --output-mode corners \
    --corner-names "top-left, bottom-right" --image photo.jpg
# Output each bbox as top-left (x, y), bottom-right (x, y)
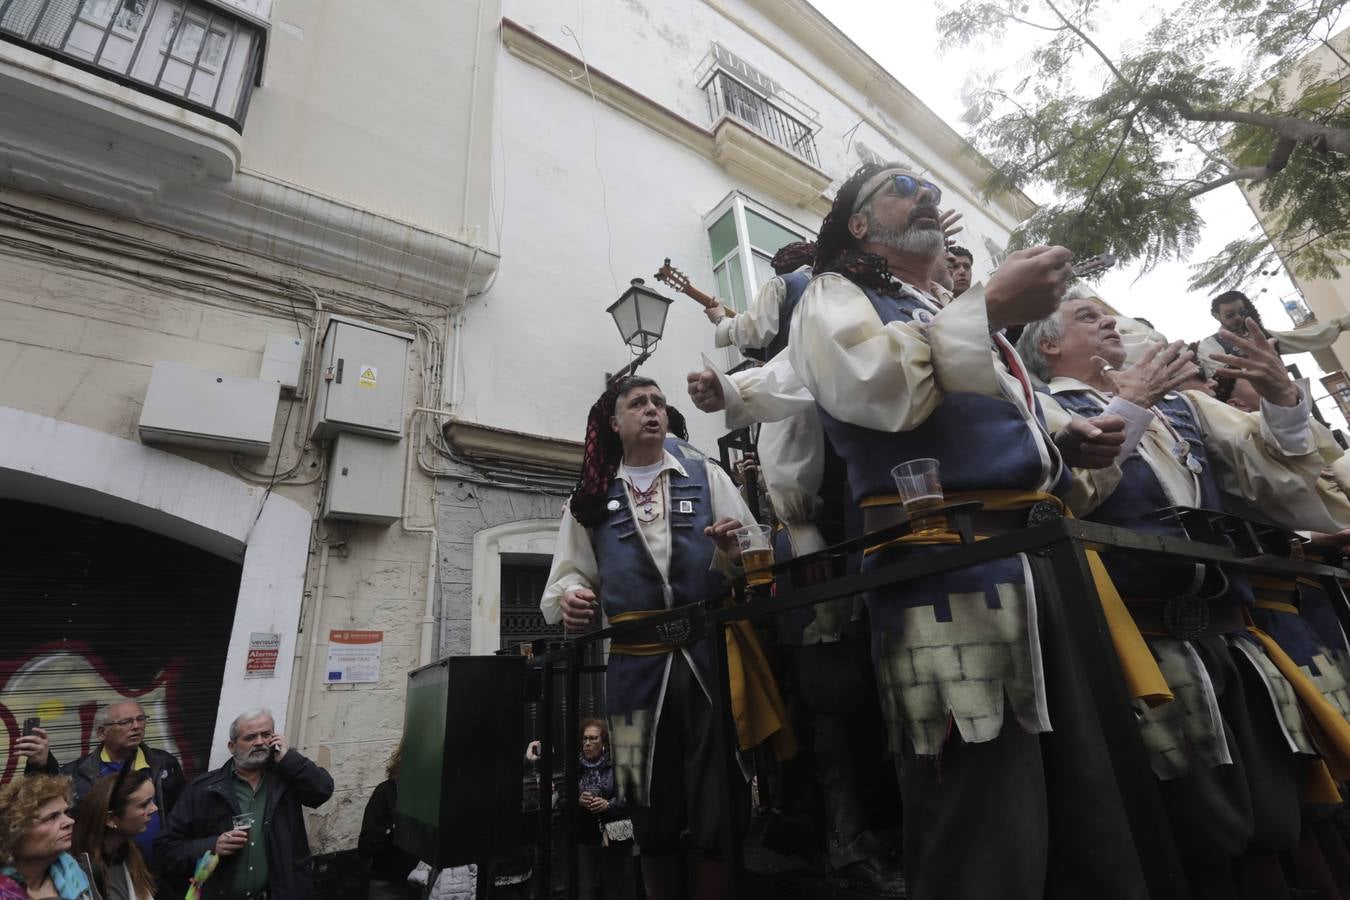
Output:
top-left (0, 0), bottom-right (1033, 871)
top-left (437, 0), bottom-right (1033, 686)
top-left (0, 0), bottom-right (500, 867)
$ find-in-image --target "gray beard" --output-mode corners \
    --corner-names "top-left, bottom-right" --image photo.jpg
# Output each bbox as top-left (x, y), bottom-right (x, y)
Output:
top-left (865, 212), bottom-right (946, 259)
top-left (234, 747), bottom-right (270, 771)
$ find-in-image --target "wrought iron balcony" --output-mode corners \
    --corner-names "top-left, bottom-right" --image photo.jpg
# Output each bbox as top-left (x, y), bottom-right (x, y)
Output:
top-left (0, 0), bottom-right (262, 129)
top-left (703, 69), bottom-right (820, 168)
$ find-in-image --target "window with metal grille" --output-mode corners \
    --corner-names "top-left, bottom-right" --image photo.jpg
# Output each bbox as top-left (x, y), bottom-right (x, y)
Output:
top-left (702, 68), bottom-right (820, 168)
top-left (499, 558), bottom-right (605, 758)
top-left (0, 0), bottom-right (262, 128)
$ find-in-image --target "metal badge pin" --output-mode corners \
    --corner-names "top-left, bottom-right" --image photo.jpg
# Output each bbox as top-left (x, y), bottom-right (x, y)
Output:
top-left (607, 499), bottom-right (622, 512)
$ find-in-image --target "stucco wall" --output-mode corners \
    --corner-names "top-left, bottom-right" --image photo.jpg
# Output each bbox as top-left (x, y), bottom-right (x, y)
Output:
top-left (458, 0), bottom-right (1023, 452)
top-left (0, 191), bottom-right (441, 854)
top-left (436, 480), bottom-right (569, 657)
top-left (243, 0), bottom-right (501, 240)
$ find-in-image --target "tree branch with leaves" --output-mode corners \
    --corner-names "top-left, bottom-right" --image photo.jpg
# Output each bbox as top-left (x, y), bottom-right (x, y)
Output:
top-left (940, 0), bottom-right (1350, 291)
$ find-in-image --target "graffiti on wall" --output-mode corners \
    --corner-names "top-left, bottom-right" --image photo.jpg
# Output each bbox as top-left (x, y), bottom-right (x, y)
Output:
top-left (1, 642), bottom-right (187, 783)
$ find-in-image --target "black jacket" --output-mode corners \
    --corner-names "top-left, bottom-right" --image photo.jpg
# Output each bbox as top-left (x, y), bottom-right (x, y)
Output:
top-left (61, 743), bottom-right (186, 818)
top-left (154, 749), bottom-right (334, 900)
top-left (357, 779), bottom-right (419, 884)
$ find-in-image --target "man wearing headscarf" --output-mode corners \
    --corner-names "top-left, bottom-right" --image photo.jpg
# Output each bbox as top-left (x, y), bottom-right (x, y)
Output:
top-left (701, 240), bottom-right (816, 361)
top-left (778, 162), bottom-right (1152, 899)
top-left (540, 376), bottom-right (776, 900)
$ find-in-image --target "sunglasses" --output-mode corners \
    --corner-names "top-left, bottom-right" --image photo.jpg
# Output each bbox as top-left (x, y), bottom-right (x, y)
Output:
top-left (853, 173), bottom-right (942, 213)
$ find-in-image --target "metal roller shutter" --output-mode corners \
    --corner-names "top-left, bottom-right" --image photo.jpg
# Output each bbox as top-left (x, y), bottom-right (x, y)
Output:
top-left (0, 498), bottom-right (241, 783)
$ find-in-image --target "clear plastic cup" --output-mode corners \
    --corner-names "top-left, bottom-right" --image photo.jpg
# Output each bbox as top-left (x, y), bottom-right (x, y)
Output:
top-left (891, 458), bottom-right (946, 536)
top-left (734, 524), bottom-right (775, 587)
top-left (232, 812), bottom-right (255, 833)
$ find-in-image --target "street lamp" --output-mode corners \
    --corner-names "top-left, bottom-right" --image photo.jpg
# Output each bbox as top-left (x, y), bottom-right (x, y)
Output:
top-left (606, 277), bottom-right (672, 384)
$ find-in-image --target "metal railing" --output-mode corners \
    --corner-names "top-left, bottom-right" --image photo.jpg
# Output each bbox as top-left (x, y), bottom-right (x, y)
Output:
top-left (518, 503), bottom-right (1350, 900)
top-left (0, 0), bottom-right (261, 129)
top-left (704, 69), bottom-right (821, 168)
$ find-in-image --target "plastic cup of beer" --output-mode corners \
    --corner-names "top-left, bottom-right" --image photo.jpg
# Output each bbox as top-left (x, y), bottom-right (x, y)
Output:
top-left (734, 524), bottom-right (775, 587)
top-left (232, 812), bottom-right (255, 833)
top-left (891, 458), bottom-right (946, 536)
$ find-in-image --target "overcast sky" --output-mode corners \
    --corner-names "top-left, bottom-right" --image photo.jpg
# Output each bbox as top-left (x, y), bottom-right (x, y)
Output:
top-left (810, 0), bottom-right (1343, 423)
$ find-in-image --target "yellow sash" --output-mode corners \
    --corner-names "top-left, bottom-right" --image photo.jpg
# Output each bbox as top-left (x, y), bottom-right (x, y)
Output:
top-left (1303, 758), bottom-right (1343, 805)
top-left (1246, 625), bottom-right (1350, 781)
top-left (860, 490), bottom-right (1173, 708)
top-left (609, 608), bottom-right (798, 761)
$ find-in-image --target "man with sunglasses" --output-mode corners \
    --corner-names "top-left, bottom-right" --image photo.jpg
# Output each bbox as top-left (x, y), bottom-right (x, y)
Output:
top-left (780, 162), bottom-right (1150, 900)
top-left (61, 700), bottom-right (185, 884)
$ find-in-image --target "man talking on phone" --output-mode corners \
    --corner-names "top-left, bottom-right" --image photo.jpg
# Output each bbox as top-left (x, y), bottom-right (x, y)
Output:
top-left (156, 708), bottom-right (334, 900)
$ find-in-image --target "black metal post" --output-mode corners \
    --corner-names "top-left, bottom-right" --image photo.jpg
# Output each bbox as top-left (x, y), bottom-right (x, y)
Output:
top-left (706, 615), bottom-right (743, 899)
top-left (475, 858), bottom-right (491, 900)
top-left (605, 349), bottom-right (653, 389)
top-left (563, 642), bottom-right (583, 900)
top-left (1317, 568), bottom-right (1350, 640)
top-left (536, 656), bottom-right (555, 898)
top-left (1043, 538), bottom-right (1190, 900)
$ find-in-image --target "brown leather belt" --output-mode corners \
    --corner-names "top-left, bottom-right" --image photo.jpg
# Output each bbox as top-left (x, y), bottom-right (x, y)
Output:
top-left (1124, 596), bottom-right (1245, 640)
top-left (861, 502), bottom-right (1058, 537)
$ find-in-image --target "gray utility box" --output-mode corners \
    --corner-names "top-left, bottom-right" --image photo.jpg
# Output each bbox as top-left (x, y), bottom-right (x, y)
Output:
top-left (322, 433), bottom-right (406, 523)
top-left (139, 362), bottom-right (280, 456)
top-left (311, 316), bottom-right (412, 441)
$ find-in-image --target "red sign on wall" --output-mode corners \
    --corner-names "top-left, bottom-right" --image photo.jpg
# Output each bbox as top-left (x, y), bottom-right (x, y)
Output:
top-left (245, 632), bottom-right (281, 679)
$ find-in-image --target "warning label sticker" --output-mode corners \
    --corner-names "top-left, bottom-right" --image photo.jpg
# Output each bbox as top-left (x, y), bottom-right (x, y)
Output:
top-left (358, 365), bottom-right (378, 389)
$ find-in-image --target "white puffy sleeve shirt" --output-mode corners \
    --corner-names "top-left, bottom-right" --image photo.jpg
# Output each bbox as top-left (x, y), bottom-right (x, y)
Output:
top-left (539, 450), bottom-right (755, 625)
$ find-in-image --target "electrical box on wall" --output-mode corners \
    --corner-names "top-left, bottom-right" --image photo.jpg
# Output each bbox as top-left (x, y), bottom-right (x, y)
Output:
top-left (311, 316), bottom-right (412, 441)
top-left (322, 433), bottom-right (406, 524)
top-left (139, 362), bottom-right (280, 456)
top-left (260, 334), bottom-right (305, 391)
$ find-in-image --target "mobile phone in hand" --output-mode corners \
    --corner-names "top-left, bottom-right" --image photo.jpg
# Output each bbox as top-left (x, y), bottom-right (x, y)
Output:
top-left (22, 717), bottom-right (39, 737)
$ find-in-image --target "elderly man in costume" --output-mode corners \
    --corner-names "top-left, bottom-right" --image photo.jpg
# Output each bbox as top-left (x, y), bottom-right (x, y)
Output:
top-left (540, 376), bottom-right (790, 900)
top-left (719, 161), bottom-right (1152, 899)
top-left (1018, 300), bottom-right (1350, 896)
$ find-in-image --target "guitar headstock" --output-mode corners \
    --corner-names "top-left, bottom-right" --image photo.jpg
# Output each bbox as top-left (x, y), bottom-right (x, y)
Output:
top-left (1070, 252), bottom-right (1118, 279)
top-left (655, 258), bottom-right (694, 295)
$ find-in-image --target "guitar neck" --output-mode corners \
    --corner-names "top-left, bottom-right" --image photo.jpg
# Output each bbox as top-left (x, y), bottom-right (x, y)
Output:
top-left (681, 285), bottom-right (717, 308)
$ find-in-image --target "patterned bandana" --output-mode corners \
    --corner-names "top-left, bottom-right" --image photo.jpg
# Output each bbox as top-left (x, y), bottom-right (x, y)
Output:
top-left (769, 241), bottom-right (816, 275)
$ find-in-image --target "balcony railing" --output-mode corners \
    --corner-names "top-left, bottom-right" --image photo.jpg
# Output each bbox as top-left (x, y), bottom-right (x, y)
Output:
top-left (703, 69), bottom-right (820, 168)
top-left (0, 0), bottom-right (262, 129)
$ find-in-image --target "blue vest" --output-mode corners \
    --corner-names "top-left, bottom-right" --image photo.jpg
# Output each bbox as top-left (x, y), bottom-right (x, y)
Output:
top-left (760, 269), bottom-right (811, 361)
top-left (1053, 388), bottom-right (1251, 602)
top-left (817, 285), bottom-right (1065, 504)
top-left (591, 437), bottom-right (726, 716)
top-left (815, 283), bottom-right (1066, 641)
